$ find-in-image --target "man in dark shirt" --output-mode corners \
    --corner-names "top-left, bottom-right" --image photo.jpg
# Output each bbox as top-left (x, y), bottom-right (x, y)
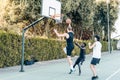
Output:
top-left (54, 18), bottom-right (74, 74)
top-left (69, 42), bottom-right (86, 75)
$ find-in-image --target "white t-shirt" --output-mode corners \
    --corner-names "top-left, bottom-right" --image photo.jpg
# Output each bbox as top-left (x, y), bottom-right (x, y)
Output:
top-left (92, 41), bottom-right (102, 58)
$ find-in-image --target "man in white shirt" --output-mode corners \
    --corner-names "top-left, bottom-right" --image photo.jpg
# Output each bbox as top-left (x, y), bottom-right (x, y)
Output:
top-left (88, 35), bottom-right (102, 80)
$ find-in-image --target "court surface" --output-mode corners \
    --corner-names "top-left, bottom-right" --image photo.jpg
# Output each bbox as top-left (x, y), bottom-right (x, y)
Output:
top-left (0, 50), bottom-right (120, 80)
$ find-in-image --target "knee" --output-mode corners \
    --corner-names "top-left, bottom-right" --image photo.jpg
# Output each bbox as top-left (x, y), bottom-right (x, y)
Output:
top-left (90, 64), bottom-right (95, 69)
top-left (67, 56), bottom-right (71, 60)
top-left (90, 64), bottom-right (93, 68)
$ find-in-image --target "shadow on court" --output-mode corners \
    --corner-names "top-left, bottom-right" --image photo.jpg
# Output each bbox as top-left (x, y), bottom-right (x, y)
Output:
top-left (0, 50), bottom-right (120, 80)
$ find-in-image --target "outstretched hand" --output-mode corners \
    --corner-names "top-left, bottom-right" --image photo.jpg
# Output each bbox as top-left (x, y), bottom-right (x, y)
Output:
top-left (88, 42), bottom-right (91, 46)
top-left (74, 42), bottom-right (78, 45)
top-left (54, 29), bottom-right (57, 33)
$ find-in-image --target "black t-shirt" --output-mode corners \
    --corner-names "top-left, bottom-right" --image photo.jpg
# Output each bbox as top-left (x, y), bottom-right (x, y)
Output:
top-left (80, 47), bottom-right (86, 58)
top-left (66, 32), bottom-right (74, 49)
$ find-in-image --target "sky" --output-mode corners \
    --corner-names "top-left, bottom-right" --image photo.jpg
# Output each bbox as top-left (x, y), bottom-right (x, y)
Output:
top-left (111, 6), bottom-right (120, 39)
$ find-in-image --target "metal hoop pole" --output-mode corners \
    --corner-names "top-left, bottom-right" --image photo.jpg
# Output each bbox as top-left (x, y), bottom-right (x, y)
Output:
top-left (107, 0), bottom-right (111, 53)
top-left (20, 17), bottom-right (44, 72)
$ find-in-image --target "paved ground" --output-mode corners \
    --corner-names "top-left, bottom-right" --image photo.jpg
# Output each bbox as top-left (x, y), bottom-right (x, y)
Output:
top-left (0, 50), bottom-right (120, 80)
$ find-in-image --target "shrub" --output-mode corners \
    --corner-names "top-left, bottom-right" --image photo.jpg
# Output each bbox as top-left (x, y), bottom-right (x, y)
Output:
top-left (0, 31), bottom-right (117, 68)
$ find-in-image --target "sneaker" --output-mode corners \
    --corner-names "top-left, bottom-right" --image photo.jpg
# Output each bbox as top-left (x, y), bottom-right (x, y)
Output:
top-left (91, 76), bottom-right (98, 80)
top-left (69, 68), bottom-right (75, 74)
top-left (69, 69), bottom-right (72, 74)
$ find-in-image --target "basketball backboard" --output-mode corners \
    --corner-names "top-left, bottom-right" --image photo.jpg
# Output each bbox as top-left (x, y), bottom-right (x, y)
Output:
top-left (41, 0), bottom-right (61, 21)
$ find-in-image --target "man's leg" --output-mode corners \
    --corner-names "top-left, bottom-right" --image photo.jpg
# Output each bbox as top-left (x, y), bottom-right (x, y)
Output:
top-left (90, 64), bottom-right (98, 80)
top-left (67, 56), bottom-right (73, 69)
top-left (90, 64), bottom-right (96, 76)
top-left (78, 63), bottom-right (81, 75)
top-left (67, 56), bottom-right (75, 74)
top-left (90, 58), bottom-right (99, 80)
top-left (73, 57), bottom-right (80, 68)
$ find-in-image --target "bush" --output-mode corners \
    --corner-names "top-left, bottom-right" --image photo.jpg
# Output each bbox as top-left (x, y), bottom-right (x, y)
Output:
top-left (0, 31), bottom-right (117, 68)
top-left (0, 31), bottom-right (21, 68)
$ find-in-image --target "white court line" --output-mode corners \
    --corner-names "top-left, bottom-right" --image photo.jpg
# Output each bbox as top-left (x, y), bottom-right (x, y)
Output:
top-left (105, 68), bottom-right (120, 80)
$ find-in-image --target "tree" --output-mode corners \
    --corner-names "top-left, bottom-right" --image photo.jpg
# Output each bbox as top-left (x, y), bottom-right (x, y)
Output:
top-left (93, 0), bottom-right (119, 40)
top-left (0, 0), bottom-right (119, 40)
top-left (61, 0), bottom-right (119, 40)
top-left (61, 0), bottom-right (94, 40)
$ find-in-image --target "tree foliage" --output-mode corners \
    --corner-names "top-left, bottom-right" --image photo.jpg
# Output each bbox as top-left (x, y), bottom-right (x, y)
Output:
top-left (93, 0), bottom-right (119, 40)
top-left (0, 0), bottom-right (119, 40)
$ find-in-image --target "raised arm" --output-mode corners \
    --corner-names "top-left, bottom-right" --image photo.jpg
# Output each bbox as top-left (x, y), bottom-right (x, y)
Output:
top-left (54, 29), bottom-right (69, 38)
top-left (88, 42), bottom-right (96, 49)
top-left (74, 42), bottom-right (80, 48)
top-left (74, 42), bottom-right (86, 49)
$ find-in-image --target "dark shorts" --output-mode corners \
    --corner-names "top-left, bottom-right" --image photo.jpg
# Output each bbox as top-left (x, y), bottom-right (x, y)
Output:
top-left (91, 58), bottom-right (100, 65)
top-left (67, 47), bottom-right (74, 56)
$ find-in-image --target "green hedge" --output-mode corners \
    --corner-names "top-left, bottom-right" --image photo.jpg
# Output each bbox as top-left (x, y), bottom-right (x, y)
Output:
top-left (0, 31), bottom-right (22, 68)
top-left (0, 31), bottom-right (117, 68)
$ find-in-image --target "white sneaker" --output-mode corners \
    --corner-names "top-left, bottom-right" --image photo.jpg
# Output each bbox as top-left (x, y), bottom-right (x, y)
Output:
top-left (69, 68), bottom-right (76, 74)
top-left (73, 68), bottom-right (76, 72)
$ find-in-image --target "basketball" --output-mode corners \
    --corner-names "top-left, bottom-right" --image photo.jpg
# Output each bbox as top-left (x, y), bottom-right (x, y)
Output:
top-left (66, 18), bottom-right (71, 24)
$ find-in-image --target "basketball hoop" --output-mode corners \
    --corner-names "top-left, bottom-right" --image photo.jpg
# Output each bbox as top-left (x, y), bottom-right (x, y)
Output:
top-left (55, 19), bottom-right (62, 24)
top-left (41, 0), bottom-right (61, 21)
top-left (50, 14), bottom-right (63, 19)
top-left (50, 14), bottom-right (63, 24)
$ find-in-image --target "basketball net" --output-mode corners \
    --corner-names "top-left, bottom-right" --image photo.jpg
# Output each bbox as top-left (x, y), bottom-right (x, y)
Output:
top-left (50, 14), bottom-right (63, 24)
